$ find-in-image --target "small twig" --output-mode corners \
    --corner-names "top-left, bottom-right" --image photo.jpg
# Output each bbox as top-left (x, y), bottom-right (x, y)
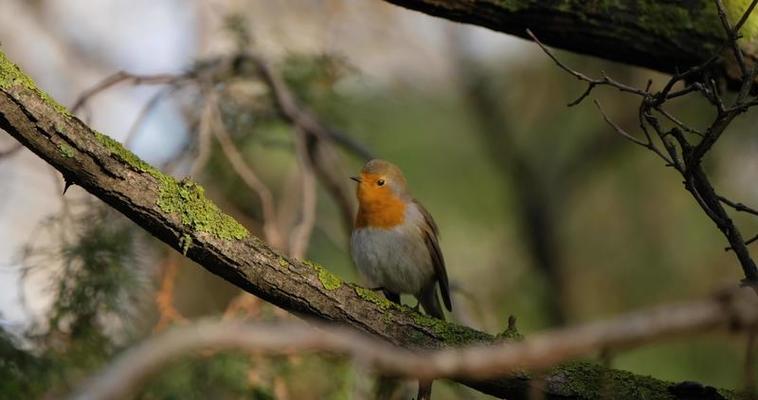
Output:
top-left (728, 233), bottom-right (758, 252)
top-left (211, 103), bottom-right (283, 249)
top-left (734, 0), bottom-right (758, 34)
top-left (593, 101), bottom-right (648, 146)
top-left (288, 127), bottom-right (318, 260)
top-left (71, 71), bottom-right (185, 114)
top-left (124, 86), bottom-right (181, 148)
top-left (526, 29), bottom-right (648, 104)
top-left (154, 255), bottom-right (186, 332)
top-left (719, 195), bottom-right (758, 217)
top-left (654, 106), bottom-right (705, 137)
top-left (715, 0), bottom-right (748, 78)
top-left (247, 54), bottom-right (373, 160)
top-left (249, 54), bottom-right (359, 236)
top-left (593, 100), bottom-right (672, 164)
top-left (189, 89), bottom-right (216, 177)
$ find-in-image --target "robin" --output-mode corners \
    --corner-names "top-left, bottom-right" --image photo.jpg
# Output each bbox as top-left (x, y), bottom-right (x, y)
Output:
top-left (350, 159), bottom-right (452, 399)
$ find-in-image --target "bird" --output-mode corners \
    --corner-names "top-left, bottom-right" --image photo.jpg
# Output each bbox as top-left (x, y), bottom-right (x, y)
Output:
top-left (350, 159), bottom-right (452, 400)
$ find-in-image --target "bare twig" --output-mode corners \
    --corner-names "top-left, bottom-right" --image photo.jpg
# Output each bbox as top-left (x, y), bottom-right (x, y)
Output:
top-left (70, 288), bottom-right (758, 400)
top-left (654, 106), bottom-right (705, 137)
top-left (211, 103), bottom-right (283, 249)
top-left (124, 86), bottom-right (181, 148)
top-left (71, 71), bottom-right (186, 114)
top-left (593, 100), bottom-right (672, 164)
top-left (189, 89), bottom-right (216, 177)
top-left (719, 195), bottom-right (758, 217)
top-left (734, 0), bottom-right (758, 35)
top-left (154, 255), bottom-right (186, 332)
top-left (248, 54), bottom-right (359, 237)
top-left (715, 0), bottom-right (748, 78)
top-left (248, 54), bottom-right (373, 160)
top-left (525, 29), bottom-right (648, 105)
top-left (288, 127), bottom-right (318, 260)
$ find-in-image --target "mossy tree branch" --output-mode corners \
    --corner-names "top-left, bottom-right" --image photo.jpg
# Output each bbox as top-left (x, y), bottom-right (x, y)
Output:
top-left (381, 0), bottom-right (757, 88)
top-left (0, 52), bottom-right (747, 399)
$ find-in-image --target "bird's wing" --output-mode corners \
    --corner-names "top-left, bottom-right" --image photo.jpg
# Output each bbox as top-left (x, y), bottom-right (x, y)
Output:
top-left (414, 199), bottom-right (452, 311)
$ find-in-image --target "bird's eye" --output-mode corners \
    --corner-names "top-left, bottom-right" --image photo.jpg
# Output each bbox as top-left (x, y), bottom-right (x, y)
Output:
top-left (377, 179), bottom-right (385, 186)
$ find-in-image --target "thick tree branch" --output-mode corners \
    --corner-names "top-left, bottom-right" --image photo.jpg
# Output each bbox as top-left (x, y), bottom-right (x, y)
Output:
top-left (381, 0), bottom-right (755, 88)
top-left (0, 52), bottom-right (746, 399)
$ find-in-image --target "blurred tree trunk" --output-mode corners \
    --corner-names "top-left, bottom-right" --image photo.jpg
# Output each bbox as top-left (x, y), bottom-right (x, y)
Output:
top-left (448, 29), bottom-right (635, 327)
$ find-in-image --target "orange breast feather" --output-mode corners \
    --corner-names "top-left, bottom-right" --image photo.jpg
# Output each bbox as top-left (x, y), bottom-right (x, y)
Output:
top-left (355, 175), bottom-right (406, 229)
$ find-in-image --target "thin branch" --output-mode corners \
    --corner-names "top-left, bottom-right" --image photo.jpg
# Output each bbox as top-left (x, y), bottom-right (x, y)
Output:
top-left (734, 0), bottom-right (758, 34)
top-left (153, 255), bottom-right (186, 332)
top-left (715, 0), bottom-right (748, 78)
top-left (593, 100), bottom-right (672, 164)
top-left (246, 54), bottom-right (373, 160)
top-left (248, 54), bottom-right (360, 237)
top-left (189, 89), bottom-right (216, 178)
top-left (124, 86), bottom-right (181, 148)
top-left (70, 288), bottom-right (758, 400)
top-left (71, 71), bottom-right (185, 114)
top-left (654, 106), bottom-right (705, 137)
top-left (526, 29), bottom-right (648, 103)
top-left (288, 127), bottom-right (318, 260)
top-left (719, 195), bottom-right (758, 217)
top-left (211, 103), bottom-right (283, 250)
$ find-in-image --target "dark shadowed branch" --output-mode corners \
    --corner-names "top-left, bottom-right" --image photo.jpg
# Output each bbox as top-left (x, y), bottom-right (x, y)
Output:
top-left (380, 0), bottom-right (757, 89)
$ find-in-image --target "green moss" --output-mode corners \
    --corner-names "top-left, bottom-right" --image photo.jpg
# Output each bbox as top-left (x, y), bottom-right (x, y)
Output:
top-left (180, 234), bottom-right (192, 255)
top-left (353, 286), bottom-right (395, 311)
top-left (303, 260), bottom-right (343, 290)
top-left (91, 131), bottom-right (248, 242)
top-left (57, 143), bottom-right (75, 158)
top-left (0, 51), bottom-right (71, 118)
top-left (552, 361), bottom-right (677, 400)
top-left (277, 257), bottom-right (289, 269)
top-left (156, 178), bottom-right (248, 241)
top-left (93, 131), bottom-right (154, 173)
top-left (410, 312), bottom-right (493, 346)
top-left (496, 325), bottom-right (524, 341)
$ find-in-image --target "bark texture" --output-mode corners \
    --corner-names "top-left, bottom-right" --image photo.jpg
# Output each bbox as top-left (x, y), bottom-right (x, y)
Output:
top-left (382, 0), bottom-right (756, 86)
top-left (0, 52), bottom-right (738, 399)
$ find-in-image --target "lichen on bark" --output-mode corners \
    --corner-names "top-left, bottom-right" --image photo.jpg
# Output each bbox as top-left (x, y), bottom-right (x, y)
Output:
top-left (0, 51), bottom-right (71, 118)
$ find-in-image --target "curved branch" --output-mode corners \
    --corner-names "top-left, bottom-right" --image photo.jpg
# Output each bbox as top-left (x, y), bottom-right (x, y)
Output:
top-left (72, 288), bottom-right (758, 400)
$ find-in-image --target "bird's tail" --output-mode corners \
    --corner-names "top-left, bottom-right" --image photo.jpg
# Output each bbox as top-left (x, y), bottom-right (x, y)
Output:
top-left (416, 285), bottom-right (445, 400)
top-left (419, 284), bottom-right (446, 321)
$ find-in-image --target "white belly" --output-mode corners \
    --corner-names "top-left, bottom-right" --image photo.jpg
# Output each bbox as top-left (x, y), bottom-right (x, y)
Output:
top-left (351, 222), bottom-right (434, 296)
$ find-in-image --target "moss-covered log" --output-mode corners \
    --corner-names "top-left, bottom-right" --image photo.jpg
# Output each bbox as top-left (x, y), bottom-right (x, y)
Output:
top-left (0, 51), bottom-right (743, 399)
top-left (381, 0), bottom-right (758, 87)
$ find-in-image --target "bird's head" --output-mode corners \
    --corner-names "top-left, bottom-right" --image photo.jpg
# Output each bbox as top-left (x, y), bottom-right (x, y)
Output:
top-left (351, 159), bottom-right (409, 206)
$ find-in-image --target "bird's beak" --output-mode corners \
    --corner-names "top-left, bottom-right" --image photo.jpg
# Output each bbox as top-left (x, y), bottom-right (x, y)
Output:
top-left (350, 176), bottom-right (361, 183)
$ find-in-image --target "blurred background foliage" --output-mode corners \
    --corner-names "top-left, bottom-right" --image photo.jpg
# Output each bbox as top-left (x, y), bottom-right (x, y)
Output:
top-left (0, 1), bottom-right (756, 399)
